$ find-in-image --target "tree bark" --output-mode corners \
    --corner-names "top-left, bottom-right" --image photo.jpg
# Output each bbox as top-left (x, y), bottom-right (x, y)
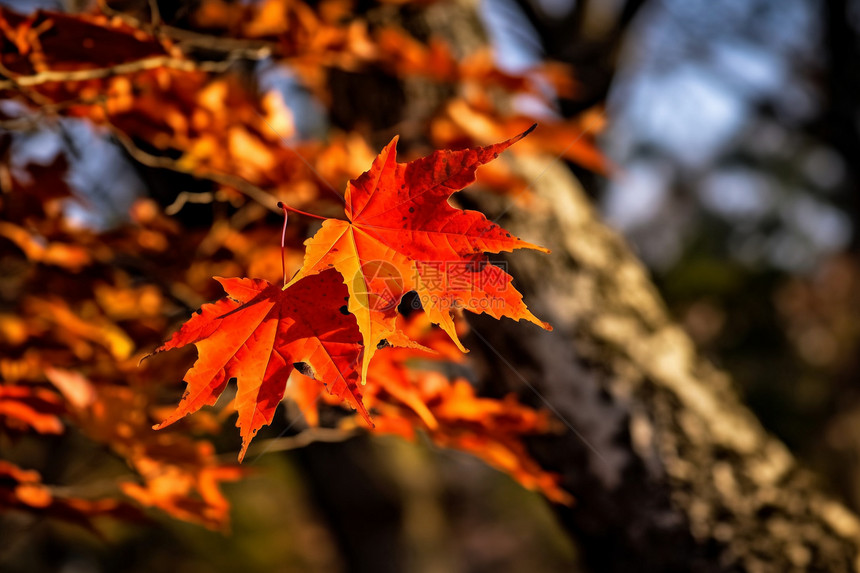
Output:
top-left (317, 1), bottom-right (860, 570)
top-left (411, 2), bottom-right (860, 571)
top-left (465, 154), bottom-right (860, 572)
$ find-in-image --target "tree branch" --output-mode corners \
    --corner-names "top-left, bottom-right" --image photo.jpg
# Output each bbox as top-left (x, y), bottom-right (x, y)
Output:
top-left (226, 428), bottom-right (360, 461)
top-left (106, 124), bottom-right (281, 213)
top-left (96, 0), bottom-right (277, 60)
top-left (0, 52), bottom-right (271, 91)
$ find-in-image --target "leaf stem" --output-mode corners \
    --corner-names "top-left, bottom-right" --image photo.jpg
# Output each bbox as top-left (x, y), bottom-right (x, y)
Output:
top-left (279, 202), bottom-right (289, 287)
top-left (276, 201), bottom-right (328, 221)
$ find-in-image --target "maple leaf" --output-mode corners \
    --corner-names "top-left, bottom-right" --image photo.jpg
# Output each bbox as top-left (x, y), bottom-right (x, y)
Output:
top-left (287, 127), bottom-right (551, 383)
top-left (151, 269), bottom-right (367, 460)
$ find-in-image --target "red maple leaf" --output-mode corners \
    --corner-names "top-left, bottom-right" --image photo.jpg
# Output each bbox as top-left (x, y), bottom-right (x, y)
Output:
top-left (287, 126), bottom-right (551, 383)
top-left (151, 269), bottom-right (367, 460)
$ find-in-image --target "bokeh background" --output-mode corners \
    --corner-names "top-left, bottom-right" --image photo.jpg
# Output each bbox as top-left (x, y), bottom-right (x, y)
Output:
top-left (1, 0), bottom-right (859, 571)
top-left (492, 0), bottom-right (860, 513)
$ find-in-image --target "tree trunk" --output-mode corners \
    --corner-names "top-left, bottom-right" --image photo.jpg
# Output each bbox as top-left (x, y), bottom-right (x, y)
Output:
top-left (317, 1), bottom-right (860, 570)
top-left (415, 2), bottom-right (860, 571)
top-left (466, 153), bottom-right (860, 572)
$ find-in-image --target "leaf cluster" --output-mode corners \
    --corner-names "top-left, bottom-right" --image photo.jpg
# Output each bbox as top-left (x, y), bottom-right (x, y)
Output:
top-left (0, 0), bottom-right (601, 532)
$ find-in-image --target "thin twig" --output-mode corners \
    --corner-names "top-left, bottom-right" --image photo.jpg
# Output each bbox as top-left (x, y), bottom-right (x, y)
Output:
top-left (226, 427), bottom-right (360, 461)
top-left (146, 0), bottom-right (162, 29)
top-left (164, 190), bottom-right (223, 215)
top-left (0, 54), bottom-right (262, 91)
top-left (0, 94), bottom-right (117, 132)
top-left (97, 0), bottom-right (275, 59)
top-left (0, 60), bottom-right (51, 106)
top-left (108, 124), bottom-right (281, 213)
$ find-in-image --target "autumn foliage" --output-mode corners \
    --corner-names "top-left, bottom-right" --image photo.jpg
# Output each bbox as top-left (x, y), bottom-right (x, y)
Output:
top-left (151, 271), bottom-right (369, 458)
top-left (0, 0), bottom-right (601, 533)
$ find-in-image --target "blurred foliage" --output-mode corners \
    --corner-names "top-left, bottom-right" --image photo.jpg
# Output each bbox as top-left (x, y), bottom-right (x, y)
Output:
top-left (0, 0), bottom-right (602, 570)
top-left (522, 0), bottom-right (860, 513)
top-left (2, 0), bottom-right (859, 571)
top-left (510, 0), bottom-right (860, 535)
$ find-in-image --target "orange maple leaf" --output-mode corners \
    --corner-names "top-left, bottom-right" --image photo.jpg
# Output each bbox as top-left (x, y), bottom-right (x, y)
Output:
top-left (151, 269), bottom-right (367, 460)
top-left (287, 127), bottom-right (551, 384)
